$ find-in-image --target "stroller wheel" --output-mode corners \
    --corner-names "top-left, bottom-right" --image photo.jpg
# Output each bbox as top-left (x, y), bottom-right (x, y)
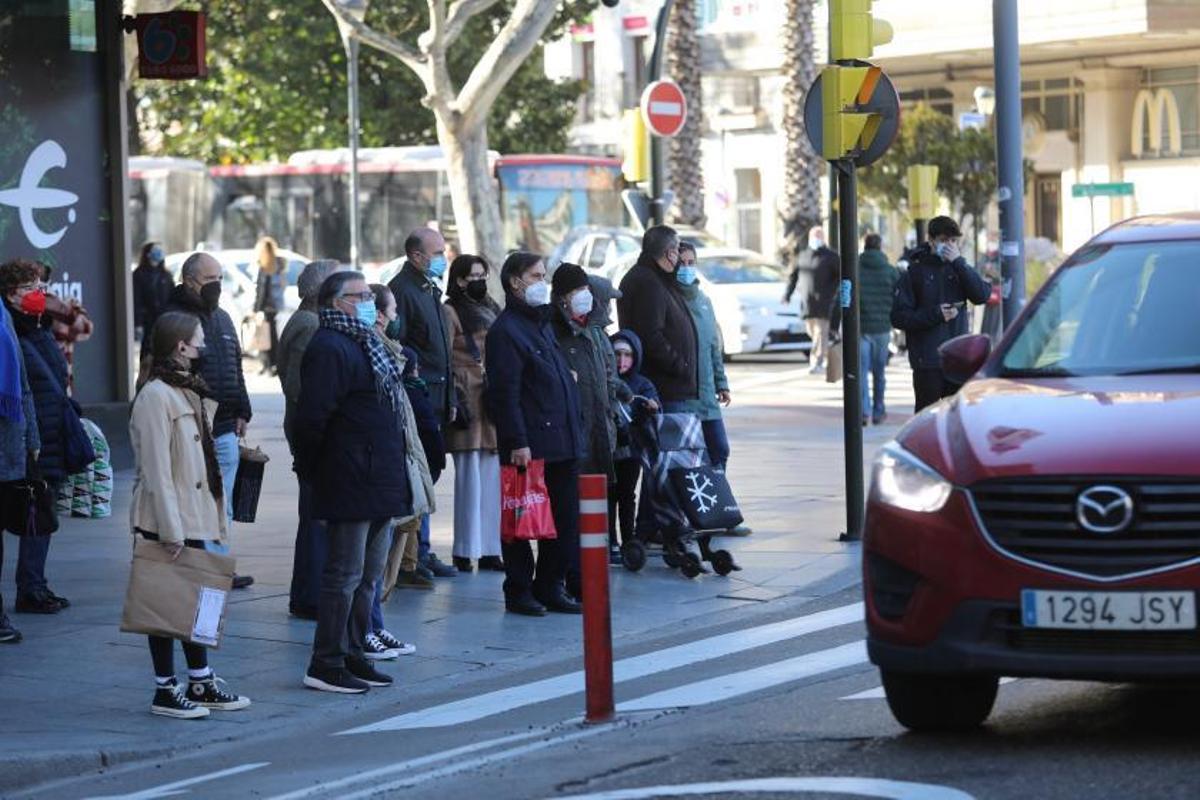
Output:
top-left (621, 541), bottom-right (647, 572)
top-left (680, 554), bottom-right (703, 579)
top-left (710, 549), bottom-right (738, 576)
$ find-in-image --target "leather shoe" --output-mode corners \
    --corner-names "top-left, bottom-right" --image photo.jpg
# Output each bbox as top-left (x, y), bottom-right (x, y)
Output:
top-left (505, 594), bottom-right (547, 617)
top-left (537, 588), bottom-right (582, 615)
top-left (15, 591), bottom-right (61, 615)
top-left (452, 556), bottom-right (473, 572)
top-left (478, 556), bottom-right (506, 572)
top-left (232, 574), bottom-right (255, 590)
top-left (423, 553), bottom-right (459, 578)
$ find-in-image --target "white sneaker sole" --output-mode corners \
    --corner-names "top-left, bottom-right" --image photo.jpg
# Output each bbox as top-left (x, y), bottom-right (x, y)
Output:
top-left (151, 705), bottom-right (210, 719)
top-left (364, 649), bottom-right (400, 661)
top-left (303, 674), bottom-right (369, 694)
top-left (197, 697), bottom-right (252, 711)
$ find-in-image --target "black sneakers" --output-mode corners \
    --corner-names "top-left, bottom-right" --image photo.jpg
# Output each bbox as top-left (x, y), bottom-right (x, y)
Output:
top-left (188, 674), bottom-right (251, 710)
top-left (374, 629), bottom-right (416, 656)
top-left (423, 553), bottom-right (459, 578)
top-left (364, 631), bottom-right (400, 661)
top-left (151, 679), bottom-right (209, 719)
top-left (347, 657), bottom-right (393, 687)
top-left (0, 611), bottom-right (22, 644)
top-left (304, 665), bottom-right (370, 694)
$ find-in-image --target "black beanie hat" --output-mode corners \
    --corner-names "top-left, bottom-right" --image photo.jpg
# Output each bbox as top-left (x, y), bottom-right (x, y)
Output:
top-left (552, 262), bottom-right (589, 296)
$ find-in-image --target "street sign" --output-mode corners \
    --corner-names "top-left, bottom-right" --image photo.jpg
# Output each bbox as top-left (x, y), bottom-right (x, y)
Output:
top-left (1072, 182), bottom-right (1134, 198)
top-left (640, 80), bottom-right (687, 138)
top-left (803, 65), bottom-right (901, 167)
top-left (959, 111), bottom-right (986, 131)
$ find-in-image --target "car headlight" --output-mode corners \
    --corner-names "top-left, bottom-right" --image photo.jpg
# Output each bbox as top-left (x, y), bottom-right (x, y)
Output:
top-left (869, 442), bottom-right (952, 513)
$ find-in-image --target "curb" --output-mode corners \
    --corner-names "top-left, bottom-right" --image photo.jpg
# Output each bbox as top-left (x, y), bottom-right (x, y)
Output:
top-left (0, 745), bottom-right (180, 795)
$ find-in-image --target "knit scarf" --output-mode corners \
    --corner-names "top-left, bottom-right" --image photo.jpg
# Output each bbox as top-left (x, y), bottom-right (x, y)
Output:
top-left (0, 303), bottom-right (23, 422)
top-left (320, 308), bottom-right (404, 410)
top-left (148, 364), bottom-right (223, 504)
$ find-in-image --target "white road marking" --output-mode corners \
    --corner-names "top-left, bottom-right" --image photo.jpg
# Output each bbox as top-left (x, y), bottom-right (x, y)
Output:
top-left (550, 776), bottom-right (976, 799)
top-left (840, 677), bottom-right (1017, 701)
top-left (341, 602), bottom-right (864, 733)
top-left (84, 762), bottom-right (270, 800)
top-left (619, 641), bottom-right (868, 711)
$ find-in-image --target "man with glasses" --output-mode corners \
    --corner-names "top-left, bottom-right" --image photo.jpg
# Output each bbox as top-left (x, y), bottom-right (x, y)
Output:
top-left (294, 271), bottom-right (413, 693)
top-left (891, 216), bottom-right (991, 412)
top-left (147, 252), bottom-right (255, 588)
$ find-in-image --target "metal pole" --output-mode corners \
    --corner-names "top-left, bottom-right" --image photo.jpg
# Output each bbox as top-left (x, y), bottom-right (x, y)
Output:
top-left (345, 33), bottom-right (363, 270)
top-left (837, 163), bottom-right (863, 542)
top-left (647, 0), bottom-right (676, 226)
top-left (915, 218), bottom-right (927, 246)
top-left (993, 0), bottom-right (1025, 328)
top-left (828, 165), bottom-right (840, 251)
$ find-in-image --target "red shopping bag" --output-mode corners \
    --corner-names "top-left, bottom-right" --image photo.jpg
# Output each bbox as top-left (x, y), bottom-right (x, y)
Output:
top-left (500, 460), bottom-right (558, 543)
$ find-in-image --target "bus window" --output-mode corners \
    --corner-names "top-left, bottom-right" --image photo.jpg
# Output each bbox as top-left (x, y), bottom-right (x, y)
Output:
top-left (496, 159), bottom-right (624, 254)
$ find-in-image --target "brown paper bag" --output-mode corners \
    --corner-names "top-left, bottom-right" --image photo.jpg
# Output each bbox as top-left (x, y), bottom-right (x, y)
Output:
top-left (825, 339), bottom-right (843, 383)
top-left (120, 538), bottom-right (236, 648)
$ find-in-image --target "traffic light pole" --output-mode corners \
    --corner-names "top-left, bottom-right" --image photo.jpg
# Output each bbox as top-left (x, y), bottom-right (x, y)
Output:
top-left (914, 218), bottom-right (927, 246)
top-left (647, 0), bottom-right (676, 226)
top-left (836, 161), bottom-right (864, 542)
top-left (993, 0), bottom-right (1026, 328)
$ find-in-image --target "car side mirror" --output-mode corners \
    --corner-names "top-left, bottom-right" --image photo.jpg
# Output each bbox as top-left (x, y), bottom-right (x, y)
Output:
top-left (939, 334), bottom-right (991, 385)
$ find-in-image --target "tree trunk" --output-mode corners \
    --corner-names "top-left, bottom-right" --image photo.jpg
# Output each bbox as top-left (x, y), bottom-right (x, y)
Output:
top-left (778, 0), bottom-right (822, 271)
top-left (437, 115), bottom-right (507, 274)
top-left (666, 0), bottom-right (706, 228)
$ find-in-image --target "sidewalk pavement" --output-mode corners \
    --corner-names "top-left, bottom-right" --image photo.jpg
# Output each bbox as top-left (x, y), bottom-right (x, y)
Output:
top-left (0, 363), bottom-right (910, 793)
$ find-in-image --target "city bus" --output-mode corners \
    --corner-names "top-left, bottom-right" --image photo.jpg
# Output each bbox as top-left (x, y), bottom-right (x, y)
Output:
top-left (128, 148), bottom-right (626, 265)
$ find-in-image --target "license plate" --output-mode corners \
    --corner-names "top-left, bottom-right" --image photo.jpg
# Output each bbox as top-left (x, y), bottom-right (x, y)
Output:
top-left (1021, 589), bottom-right (1196, 631)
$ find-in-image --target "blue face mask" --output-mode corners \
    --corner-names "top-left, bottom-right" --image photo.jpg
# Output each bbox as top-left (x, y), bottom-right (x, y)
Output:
top-left (676, 265), bottom-right (697, 286)
top-left (355, 300), bottom-right (377, 327)
top-left (428, 255), bottom-right (448, 279)
top-left (149, 247), bottom-right (164, 264)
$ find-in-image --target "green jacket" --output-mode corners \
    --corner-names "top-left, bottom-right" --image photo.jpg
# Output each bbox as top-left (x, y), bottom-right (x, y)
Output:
top-left (859, 249), bottom-right (899, 335)
top-left (674, 281), bottom-right (729, 422)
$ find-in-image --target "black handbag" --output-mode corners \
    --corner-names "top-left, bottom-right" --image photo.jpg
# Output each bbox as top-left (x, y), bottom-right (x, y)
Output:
top-left (231, 443), bottom-right (269, 523)
top-left (668, 464), bottom-right (744, 531)
top-left (3, 460), bottom-right (59, 537)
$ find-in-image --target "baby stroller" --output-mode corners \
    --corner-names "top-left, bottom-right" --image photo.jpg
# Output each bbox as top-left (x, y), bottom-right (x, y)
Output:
top-left (620, 411), bottom-right (741, 579)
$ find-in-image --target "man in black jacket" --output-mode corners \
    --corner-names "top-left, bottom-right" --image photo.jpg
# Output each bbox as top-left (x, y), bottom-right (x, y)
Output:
top-left (151, 253), bottom-right (254, 588)
top-left (616, 226), bottom-right (699, 405)
top-left (783, 225), bottom-right (841, 375)
top-left (386, 227), bottom-right (457, 578)
top-left (891, 216), bottom-right (992, 412)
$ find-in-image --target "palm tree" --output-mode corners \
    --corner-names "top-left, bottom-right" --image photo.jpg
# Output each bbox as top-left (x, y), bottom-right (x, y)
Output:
top-left (779, 0), bottom-right (822, 269)
top-left (666, 0), bottom-right (706, 228)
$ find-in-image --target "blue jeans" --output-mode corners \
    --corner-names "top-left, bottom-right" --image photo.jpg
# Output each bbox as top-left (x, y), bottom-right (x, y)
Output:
top-left (418, 514), bottom-right (431, 562)
top-left (212, 432), bottom-right (239, 556)
top-left (701, 418), bottom-right (730, 470)
top-left (860, 332), bottom-right (890, 420)
top-left (311, 518), bottom-right (392, 670)
top-left (289, 477), bottom-right (328, 614)
top-left (370, 525), bottom-right (398, 633)
top-left (16, 533), bottom-right (49, 596)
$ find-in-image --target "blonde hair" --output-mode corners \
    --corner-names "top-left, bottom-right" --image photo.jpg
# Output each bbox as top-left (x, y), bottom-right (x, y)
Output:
top-left (256, 236), bottom-right (279, 273)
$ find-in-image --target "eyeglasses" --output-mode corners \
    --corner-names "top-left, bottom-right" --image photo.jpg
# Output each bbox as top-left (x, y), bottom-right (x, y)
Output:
top-left (338, 291), bottom-right (375, 303)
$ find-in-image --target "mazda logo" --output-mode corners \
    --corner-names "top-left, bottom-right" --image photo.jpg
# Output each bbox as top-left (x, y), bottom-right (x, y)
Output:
top-left (1076, 485), bottom-right (1134, 534)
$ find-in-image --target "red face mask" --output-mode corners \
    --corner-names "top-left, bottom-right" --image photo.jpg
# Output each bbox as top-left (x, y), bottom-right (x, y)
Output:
top-left (19, 290), bottom-right (46, 316)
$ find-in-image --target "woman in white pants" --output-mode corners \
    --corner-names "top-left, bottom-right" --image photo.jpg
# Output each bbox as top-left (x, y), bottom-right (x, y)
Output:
top-left (443, 255), bottom-right (504, 573)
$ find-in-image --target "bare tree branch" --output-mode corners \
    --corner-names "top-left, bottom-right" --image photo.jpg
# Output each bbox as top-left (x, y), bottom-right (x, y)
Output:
top-left (454, 0), bottom-right (559, 132)
top-left (423, 0), bottom-right (456, 105)
top-left (317, 0), bottom-right (428, 78)
top-left (444, 0), bottom-right (505, 46)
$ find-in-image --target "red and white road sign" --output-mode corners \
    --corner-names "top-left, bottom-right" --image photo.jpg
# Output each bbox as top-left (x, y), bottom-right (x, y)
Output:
top-left (640, 80), bottom-right (688, 138)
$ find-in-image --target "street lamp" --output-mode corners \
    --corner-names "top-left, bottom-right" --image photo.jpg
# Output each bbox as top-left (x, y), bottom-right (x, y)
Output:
top-left (974, 85), bottom-right (996, 117)
top-left (337, 0), bottom-right (369, 270)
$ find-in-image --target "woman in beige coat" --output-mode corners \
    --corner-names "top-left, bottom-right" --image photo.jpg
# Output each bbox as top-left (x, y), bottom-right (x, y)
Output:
top-left (130, 312), bottom-right (250, 720)
top-left (443, 255), bottom-right (503, 573)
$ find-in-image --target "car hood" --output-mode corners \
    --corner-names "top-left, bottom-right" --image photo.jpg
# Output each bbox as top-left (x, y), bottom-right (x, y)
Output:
top-left (898, 375), bottom-right (1200, 483)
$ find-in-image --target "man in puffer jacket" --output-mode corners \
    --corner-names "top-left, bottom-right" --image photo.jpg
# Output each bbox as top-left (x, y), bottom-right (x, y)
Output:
top-left (858, 234), bottom-right (899, 425)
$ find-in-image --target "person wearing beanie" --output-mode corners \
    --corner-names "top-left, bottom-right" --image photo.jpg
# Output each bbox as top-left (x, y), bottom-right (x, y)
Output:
top-left (279, 259), bottom-right (344, 619)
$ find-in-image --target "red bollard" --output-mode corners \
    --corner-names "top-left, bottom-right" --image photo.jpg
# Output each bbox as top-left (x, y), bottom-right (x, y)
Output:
top-left (579, 474), bottom-right (614, 723)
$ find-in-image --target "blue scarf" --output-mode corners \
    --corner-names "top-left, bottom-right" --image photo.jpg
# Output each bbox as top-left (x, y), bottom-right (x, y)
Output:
top-left (0, 303), bottom-right (24, 423)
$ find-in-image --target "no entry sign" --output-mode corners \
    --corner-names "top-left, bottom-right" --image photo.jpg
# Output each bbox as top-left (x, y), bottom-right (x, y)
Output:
top-left (640, 80), bottom-right (687, 138)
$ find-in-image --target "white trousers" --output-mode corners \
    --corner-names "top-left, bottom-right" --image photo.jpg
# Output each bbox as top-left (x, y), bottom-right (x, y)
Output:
top-left (452, 450), bottom-right (502, 560)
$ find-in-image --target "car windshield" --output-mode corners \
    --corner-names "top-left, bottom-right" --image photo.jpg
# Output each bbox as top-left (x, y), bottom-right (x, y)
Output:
top-left (696, 256), bottom-right (786, 284)
top-left (1000, 240), bottom-right (1200, 376)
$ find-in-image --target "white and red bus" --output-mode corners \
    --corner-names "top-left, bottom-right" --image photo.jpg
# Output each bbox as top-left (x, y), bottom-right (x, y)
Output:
top-left (129, 147), bottom-right (626, 264)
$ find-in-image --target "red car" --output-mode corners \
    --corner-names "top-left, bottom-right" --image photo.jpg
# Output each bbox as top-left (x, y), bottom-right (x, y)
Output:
top-left (864, 214), bottom-right (1200, 731)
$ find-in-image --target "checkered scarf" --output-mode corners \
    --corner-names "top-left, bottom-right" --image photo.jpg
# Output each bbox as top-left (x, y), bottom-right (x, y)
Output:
top-left (319, 308), bottom-right (404, 410)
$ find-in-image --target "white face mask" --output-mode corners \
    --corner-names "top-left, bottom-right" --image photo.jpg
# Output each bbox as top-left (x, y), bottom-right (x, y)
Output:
top-left (524, 280), bottom-right (550, 307)
top-left (570, 288), bottom-right (593, 317)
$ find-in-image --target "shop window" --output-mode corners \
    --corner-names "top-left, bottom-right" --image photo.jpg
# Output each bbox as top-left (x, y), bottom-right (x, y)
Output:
top-left (1142, 67), bottom-right (1200, 155)
top-left (1020, 78), bottom-right (1083, 135)
top-left (899, 88), bottom-right (953, 117)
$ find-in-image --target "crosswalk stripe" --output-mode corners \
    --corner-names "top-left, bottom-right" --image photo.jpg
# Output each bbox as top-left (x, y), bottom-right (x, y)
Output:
top-left (618, 641), bottom-right (868, 711)
top-left (340, 602), bottom-right (864, 733)
top-left (840, 677), bottom-right (1017, 701)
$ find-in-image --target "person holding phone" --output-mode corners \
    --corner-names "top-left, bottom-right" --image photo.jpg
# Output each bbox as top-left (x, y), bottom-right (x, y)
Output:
top-left (891, 216), bottom-right (992, 412)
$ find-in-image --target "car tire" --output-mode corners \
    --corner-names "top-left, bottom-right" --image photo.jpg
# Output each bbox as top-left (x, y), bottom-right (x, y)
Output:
top-left (880, 670), bottom-right (998, 732)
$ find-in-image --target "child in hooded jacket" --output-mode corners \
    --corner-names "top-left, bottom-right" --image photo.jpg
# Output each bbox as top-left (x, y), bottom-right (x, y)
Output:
top-left (608, 329), bottom-right (659, 559)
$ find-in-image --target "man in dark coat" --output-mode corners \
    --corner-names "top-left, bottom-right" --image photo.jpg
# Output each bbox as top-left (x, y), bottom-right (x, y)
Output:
top-left (147, 252), bottom-right (255, 589)
top-left (783, 225), bottom-right (841, 375)
top-left (386, 227), bottom-right (457, 578)
top-left (616, 225), bottom-right (699, 405)
top-left (294, 271), bottom-right (413, 694)
top-left (858, 234), bottom-right (899, 425)
top-left (485, 253), bottom-right (584, 616)
top-left (891, 216), bottom-right (992, 412)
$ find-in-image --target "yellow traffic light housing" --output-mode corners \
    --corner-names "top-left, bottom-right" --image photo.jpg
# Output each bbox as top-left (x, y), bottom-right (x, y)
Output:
top-left (907, 165), bottom-right (940, 219)
top-left (830, 0), bottom-right (893, 62)
top-left (622, 109), bottom-right (648, 183)
top-left (820, 64), bottom-right (884, 162)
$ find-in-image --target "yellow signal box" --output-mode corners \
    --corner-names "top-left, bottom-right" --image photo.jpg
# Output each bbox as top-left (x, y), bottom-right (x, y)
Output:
top-left (907, 165), bottom-right (940, 219)
top-left (621, 109), bottom-right (648, 184)
top-left (830, 0), bottom-right (893, 63)
top-left (820, 64), bottom-right (884, 161)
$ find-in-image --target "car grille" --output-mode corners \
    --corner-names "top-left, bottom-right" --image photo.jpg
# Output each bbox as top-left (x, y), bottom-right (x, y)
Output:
top-left (970, 478), bottom-right (1200, 579)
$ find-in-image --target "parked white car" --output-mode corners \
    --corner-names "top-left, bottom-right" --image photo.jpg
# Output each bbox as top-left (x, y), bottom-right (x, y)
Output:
top-left (550, 225), bottom-right (725, 275)
top-left (606, 248), bottom-right (810, 358)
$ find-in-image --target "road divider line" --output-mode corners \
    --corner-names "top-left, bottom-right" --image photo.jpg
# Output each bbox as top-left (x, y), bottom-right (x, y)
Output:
top-left (340, 601), bottom-right (864, 733)
top-left (619, 641), bottom-right (868, 712)
top-left (840, 677), bottom-right (1016, 701)
top-left (84, 762), bottom-right (270, 800)
top-left (546, 776), bottom-right (977, 799)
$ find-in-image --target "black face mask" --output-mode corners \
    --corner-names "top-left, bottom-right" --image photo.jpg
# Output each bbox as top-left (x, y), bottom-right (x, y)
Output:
top-left (199, 281), bottom-right (221, 311)
top-left (465, 280), bottom-right (489, 302)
